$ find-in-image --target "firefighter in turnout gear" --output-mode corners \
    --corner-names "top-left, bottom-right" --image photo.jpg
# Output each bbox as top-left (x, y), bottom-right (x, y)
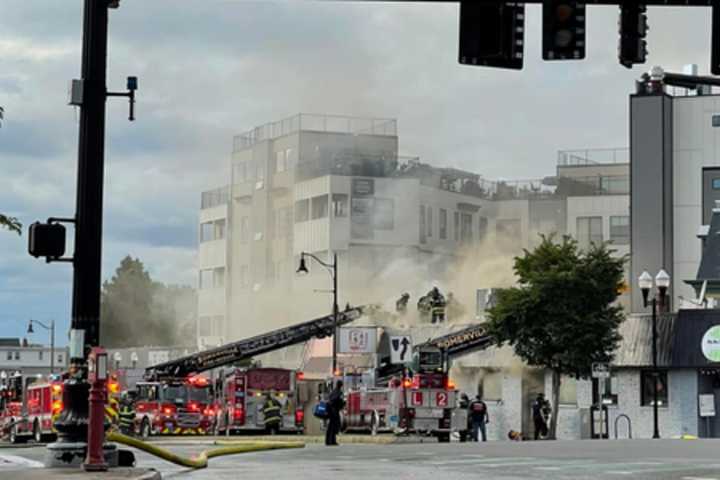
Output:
top-left (118, 394), bottom-right (136, 435)
top-left (263, 393), bottom-right (282, 435)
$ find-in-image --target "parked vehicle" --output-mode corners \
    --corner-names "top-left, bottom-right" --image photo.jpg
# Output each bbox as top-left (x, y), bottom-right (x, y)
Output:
top-left (0, 373), bottom-right (63, 444)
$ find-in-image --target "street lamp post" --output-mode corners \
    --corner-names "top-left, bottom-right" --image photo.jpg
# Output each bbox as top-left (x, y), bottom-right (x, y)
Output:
top-left (638, 269), bottom-right (670, 440)
top-left (28, 319), bottom-right (55, 374)
top-left (297, 252), bottom-right (339, 375)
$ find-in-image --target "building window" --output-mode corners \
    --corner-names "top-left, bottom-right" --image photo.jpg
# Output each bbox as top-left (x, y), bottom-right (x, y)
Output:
top-left (39, 351), bottom-right (44, 361)
top-left (286, 148), bottom-right (295, 170)
top-left (214, 267), bottom-right (225, 288)
top-left (200, 222), bottom-right (214, 243)
top-left (478, 217), bottom-right (488, 242)
top-left (576, 216), bottom-right (603, 249)
top-left (332, 194), bottom-right (348, 218)
top-left (419, 205), bottom-right (426, 244)
top-left (713, 114), bottom-right (720, 127)
top-left (233, 161), bottom-right (248, 183)
top-left (58, 354), bottom-right (63, 364)
top-left (311, 195), bottom-right (329, 220)
top-left (6, 351), bottom-right (11, 361)
top-left (374, 198), bottom-right (394, 230)
top-left (461, 213), bottom-right (473, 244)
top-left (426, 207), bottom-right (433, 237)
top-left (559, 377), bottom-right (577, 405)
top-left (439, 209), bottom-right (448, 240)
top-left (295, 199), bottom-right (309, 223)
top-left (240, 265), bottom-right (249, 288)
top-left (481, 371), bottom-right (502, 401)
top-left (255, 160), bottom-right (265, 181)
top-left (609, 216), bottom-right (629, 245)
top-left (641, 370), bottom-right (668, 407)
top-left (713, 178), bottom-right (720, 190)
top-left (275, 150), bottom-right (287, 173)
top-left (14, 352), bottom-right (19, 360)
top-left (214, 219), bottom-right (226, 241)
top-left (454, 212), bottom-right (460, 242)
top-left (592, 376), bottom-right (618, 406)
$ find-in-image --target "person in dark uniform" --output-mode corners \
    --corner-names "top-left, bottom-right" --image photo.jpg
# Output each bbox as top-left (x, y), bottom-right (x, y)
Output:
top-left (118, 394), bottom-right (136, 436)
top-left (469, 394), bottom-right (489, 442)
top-left (325, 380), bottom-right (345, 446)
top-left (532, 393), bottom-right (549, 440)
top-left (262, 393), bottom-right (282, 435)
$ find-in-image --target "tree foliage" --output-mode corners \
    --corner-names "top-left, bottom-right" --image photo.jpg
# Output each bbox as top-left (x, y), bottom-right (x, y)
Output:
top-left (100, 255), bottom-right (196, 348)
top-left (487, 235), bottom-right (626, 438)
top-left (0, 214), bottom-right (21, 235)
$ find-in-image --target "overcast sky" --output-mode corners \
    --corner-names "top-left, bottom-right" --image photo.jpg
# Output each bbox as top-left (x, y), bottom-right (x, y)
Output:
top-left (0, 1), bottom-right (713, 344)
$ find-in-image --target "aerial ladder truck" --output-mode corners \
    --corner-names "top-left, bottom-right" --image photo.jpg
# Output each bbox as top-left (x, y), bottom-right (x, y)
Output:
top-left (131, 306), bottom-right (365, 437)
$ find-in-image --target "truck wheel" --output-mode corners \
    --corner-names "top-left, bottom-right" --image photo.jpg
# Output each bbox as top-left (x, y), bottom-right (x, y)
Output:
top-left (33, 420), bottom-right (42, 443)
top-left (140, 418), bottom-right (151, 439)
top-left (9, 424), bottom-right (19, 444)
top-left (437, 433), bottom-right (451, 443)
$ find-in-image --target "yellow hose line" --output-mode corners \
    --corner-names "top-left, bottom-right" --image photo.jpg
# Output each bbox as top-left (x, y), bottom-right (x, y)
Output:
top-left (106, 431), bottom-right (305, 469)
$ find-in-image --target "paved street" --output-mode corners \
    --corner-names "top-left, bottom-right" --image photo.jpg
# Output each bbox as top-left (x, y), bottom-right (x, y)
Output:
top-left (3, 438), bottom-right (720, 480)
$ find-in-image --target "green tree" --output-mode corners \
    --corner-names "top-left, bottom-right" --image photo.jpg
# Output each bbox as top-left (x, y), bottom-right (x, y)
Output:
top-left (486, 235), bottom-right (626, 439)
top-left (0, 214), bottom-right (21, 235)
top-left (100, 255), bottom-right (196, 348)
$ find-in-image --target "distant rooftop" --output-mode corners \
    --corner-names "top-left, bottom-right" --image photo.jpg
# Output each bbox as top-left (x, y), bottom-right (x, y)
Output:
top-left (0, 338), bottom-right (21, 347)
top-left (233, 114), bottom-right (397, 151)
top-left (558, 148), bottom-right (629, 167)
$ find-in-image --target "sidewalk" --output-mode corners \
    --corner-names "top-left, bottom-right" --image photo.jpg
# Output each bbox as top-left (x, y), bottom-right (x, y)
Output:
top-left (7, 468), bottom-right (160, 480)
top-left (156, 434), bottom-right (438, 445)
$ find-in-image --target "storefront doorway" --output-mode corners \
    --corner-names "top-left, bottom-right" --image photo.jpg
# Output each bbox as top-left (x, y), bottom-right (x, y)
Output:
top-left (698, 368), bottom-right (720, 438)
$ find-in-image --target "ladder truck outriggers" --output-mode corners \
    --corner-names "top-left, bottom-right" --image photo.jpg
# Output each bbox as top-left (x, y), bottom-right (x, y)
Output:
top-left (132, 306), bottom-right (365, 437)
top-left (342, 323), bottom-right (493, 441)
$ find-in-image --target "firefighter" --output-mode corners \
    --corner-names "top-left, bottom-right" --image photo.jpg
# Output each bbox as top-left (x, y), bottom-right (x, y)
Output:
top-left (469, 394), bottom-right (489, 442)
top-left (262, 392), bottom-right (282, 435)
top-left (532, 393), bottom-right (550, 440)
top-left (325, 380), bottom-right (344, 446)
top-left (428, 287), bottom-right (446, 324)
top-left (118, 393), bottom-right (136, 436)
top-left (396, 293), bottom-right (410, 314)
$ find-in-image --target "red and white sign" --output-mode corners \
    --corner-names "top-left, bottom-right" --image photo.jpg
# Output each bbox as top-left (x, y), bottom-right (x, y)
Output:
top-left (412, 391), bottom-right (424, 406)
top-left (338, 328), bottom-right (377, 354)
top-left (436, 392), bottom-right (448, 407)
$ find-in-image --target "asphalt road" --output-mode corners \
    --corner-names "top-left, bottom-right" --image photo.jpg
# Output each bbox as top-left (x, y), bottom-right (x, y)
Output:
top-left (3, 438), bottom-right (720, 480)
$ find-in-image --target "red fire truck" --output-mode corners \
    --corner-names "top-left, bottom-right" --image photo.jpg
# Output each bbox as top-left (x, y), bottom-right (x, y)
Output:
top-left (343, 346), bottom-right (458, 441)
top-left (215, 368), bottom-right (305, 434)
top-left (134, 376), bottom-right (215, 437)
top-left (0, 374), bottom-right (63, 444)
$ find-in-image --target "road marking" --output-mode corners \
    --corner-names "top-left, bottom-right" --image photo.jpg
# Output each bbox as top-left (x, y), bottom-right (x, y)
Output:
top-left (0, 454), bottom-right (44, 468)
top-left (682, 477), bottom-right (719, 480)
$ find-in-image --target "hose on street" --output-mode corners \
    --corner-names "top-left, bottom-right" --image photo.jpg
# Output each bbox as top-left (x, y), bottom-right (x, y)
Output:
top-left (106, 431), bottom-right (305, 469)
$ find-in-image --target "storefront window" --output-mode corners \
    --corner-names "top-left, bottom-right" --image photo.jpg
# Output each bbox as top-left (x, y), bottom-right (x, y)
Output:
top-left (640, 370), bottom-right (668, 407)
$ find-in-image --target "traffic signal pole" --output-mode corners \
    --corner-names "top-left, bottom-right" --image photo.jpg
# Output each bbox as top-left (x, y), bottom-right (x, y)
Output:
top-left (46, 0), bottom-right (111, 467)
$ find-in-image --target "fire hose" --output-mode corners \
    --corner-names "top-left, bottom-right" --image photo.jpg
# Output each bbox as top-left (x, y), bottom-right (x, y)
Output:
top-left (106, 431), bottom-right (304, 469)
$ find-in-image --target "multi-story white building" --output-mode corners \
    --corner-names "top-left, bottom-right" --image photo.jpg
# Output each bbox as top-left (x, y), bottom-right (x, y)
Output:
top-left (0, 338), bottom-right (68, 377)
top-left (197, 113), bottom-right (630, 348)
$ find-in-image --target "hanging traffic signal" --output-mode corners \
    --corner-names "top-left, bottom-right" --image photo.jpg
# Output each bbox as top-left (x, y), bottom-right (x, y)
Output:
top-left (458, 1), bottom-right (525, 70)
top-left (542, 1), bottom-right (586, 61)
top-left (618, 3), bottom-right (649, 69)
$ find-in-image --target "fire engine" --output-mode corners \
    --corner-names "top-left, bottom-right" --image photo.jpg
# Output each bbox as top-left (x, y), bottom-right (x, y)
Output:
top-left (342, 324), bottom-right (492, 441)
top-left (215, 368), bottom-right (305, 434)
top-left (137, 306), bottom-right (365, 436)
top-left (133, 375), bottom-right (215, 437)
top-left (0, 373), bottom-right (63, 444)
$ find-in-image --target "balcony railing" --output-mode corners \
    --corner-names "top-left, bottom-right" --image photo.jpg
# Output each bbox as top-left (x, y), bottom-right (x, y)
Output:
top-left (201, 186), bottom-right (230, 209)
top-left (558, 148), bottom-right (629, 166)
top-left (233, 114), bottom-right (397, 151)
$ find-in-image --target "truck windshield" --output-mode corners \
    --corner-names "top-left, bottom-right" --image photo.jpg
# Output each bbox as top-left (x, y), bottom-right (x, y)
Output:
top-left (161, 385), bottom-right (187, 403)
top-left (188, 388), bottom-right (210, 403)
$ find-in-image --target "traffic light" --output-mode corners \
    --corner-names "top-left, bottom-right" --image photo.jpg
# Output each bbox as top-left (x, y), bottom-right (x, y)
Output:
top-left (28, 222), bottom-right (66, 260)
top-left (542, 1), bottom-right (586, 61)
top-left (618, 3), bottom-right (649, 69)
top-left (458, 1), bottom-right (525, 70)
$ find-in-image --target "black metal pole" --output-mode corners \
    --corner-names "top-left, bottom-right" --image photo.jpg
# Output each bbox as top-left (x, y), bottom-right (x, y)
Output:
top-left (332, 252), bottom-right (338, 376)
top-left (50, 320), bottom-right (55, 375)
top-left (652, 297), bottom-right (660, 439)
top-left (53, 0), bottom-right (109, 449)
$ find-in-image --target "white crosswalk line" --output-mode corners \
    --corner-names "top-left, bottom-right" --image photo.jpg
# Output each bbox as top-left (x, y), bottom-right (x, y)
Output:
top-left (0, 454), bottom-right (44, 468)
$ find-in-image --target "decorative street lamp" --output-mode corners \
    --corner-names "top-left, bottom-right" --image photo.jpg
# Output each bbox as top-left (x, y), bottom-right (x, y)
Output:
top-left (28, 319), bottom-right (55, 374)
top-left (638, 269), bottom-right (670, 440)
top-left (297, 252), bottom-right (339, 375)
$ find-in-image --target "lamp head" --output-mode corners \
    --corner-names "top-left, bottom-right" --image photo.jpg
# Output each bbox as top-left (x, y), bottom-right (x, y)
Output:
top-left (27, 321), bottom-right (34, 334)
top-left (638, 271), bottom-right (652, 307)
top-left (296, 255), bottom-right (309, 275)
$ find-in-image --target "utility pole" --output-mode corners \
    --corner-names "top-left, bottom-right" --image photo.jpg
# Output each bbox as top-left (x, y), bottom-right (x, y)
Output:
top-left (47, 0), bottom-right (110, 467)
